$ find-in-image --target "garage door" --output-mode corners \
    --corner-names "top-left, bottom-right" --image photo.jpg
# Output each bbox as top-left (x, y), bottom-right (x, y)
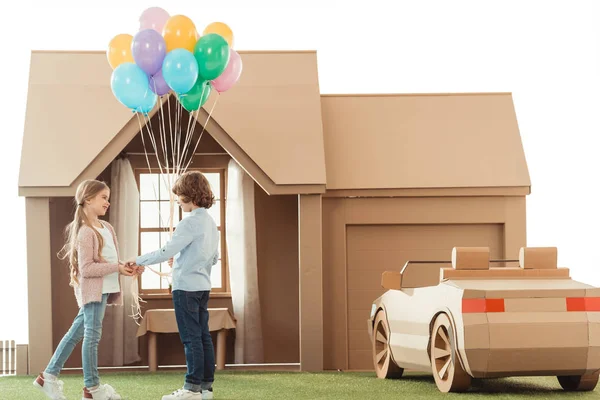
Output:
top-left (346, 223), bottom-right (503, 370)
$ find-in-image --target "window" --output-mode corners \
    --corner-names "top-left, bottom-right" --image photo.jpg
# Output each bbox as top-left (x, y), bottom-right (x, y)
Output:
top-left (136, 169), bottom-right (228, 293)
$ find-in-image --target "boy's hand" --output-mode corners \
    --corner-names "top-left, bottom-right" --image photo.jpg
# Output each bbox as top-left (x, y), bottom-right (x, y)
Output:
top-left (168, 258), bottom-right (173, 267)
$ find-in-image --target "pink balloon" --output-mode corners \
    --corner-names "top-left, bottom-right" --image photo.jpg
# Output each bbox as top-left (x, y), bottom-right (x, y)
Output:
top-left (211, 49), bottom-right (243, 93)
top-left (139, 7), bottom-right (170, 33)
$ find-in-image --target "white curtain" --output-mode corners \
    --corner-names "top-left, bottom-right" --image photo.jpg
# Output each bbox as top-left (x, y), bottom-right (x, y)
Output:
top-left (100, 157), bottom-right (141, 366)
top-left (226, 159), bottom-right (264, 364)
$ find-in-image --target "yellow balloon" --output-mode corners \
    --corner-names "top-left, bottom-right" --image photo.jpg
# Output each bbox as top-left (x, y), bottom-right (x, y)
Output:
top-left (203, 22), bottom-right (234, 47)
top-left (107, 34), bottom-right (134, 69)
top-left (163, 15), bottom-right (198, 53)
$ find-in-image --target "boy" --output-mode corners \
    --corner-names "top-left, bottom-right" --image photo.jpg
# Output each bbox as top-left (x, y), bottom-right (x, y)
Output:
top-left (130, 171), bottom-right (219, 400)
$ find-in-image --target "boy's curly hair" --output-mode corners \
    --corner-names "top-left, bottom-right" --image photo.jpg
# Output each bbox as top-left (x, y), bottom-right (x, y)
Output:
top-left (172, 171), bottom-right (215, 209)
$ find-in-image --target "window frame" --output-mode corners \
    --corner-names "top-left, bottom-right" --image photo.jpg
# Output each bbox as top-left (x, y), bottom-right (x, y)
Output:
top-left (134, 167), bottom-right (229, 296)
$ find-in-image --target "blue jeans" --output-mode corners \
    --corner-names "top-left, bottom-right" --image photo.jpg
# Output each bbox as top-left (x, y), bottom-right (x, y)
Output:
top-left (172, 290), bottom-right (215, 392)
top-left (45, 294), bottom-right (108, 388)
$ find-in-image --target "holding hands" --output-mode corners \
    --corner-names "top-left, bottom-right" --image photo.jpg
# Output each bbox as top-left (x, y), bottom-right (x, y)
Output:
top-left (122, 258), bottom-right (146, 276)
top-left (118, 262), bottom-right (135, 276)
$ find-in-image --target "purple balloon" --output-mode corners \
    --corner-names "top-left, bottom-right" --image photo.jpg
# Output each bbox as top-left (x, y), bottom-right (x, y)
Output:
top-left (149, 70), bottom-right (170, 96)
top-left (132, 29), bottom-right (166, 76)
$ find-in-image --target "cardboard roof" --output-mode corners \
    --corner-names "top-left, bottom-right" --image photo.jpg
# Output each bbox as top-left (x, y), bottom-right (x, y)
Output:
top-left (18, 51), bottom-right (531, 196)
top-left (18, 50), bottom-right (327, 191)
top-left (321, 93), bottom-right (531, 190)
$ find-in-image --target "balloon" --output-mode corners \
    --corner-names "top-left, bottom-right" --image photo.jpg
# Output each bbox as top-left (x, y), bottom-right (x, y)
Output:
top-left (132, 29), bottom-right (166, 76)
top-left (139, 7), bottom-right (170, 33)
top-left (211, 49), bottom-right (242, 93)
top-left (163, 15), bottom-right (199, 52)
top-left (162, 49), bottom-right (199, 94)
top-left (111, 63), bottom-right (152, 111)
top-left (149, 70), bottom-right (170, 96)
top-left (178, 80), bottom-right (212, 112)
top-left (202, 22), bottom-right (234, 47)
top-left (107, 34), bottom-right (134, 69)
top-left (194, 33), bottom-right (230, 81)
top-left (136, 91), bottom-right (158, 114)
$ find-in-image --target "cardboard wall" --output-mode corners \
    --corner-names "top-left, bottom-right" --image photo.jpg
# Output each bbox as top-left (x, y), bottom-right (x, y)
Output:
top-left (50, 196), bottom-right (82, 368)
top-left (322, 195), bottom-right (526, 371)
top-left (255, 186), bottom-right (300, 363)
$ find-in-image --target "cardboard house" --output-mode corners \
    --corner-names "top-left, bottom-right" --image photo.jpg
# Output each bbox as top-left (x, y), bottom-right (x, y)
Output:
top-left (18, 49), bottom-right (531, 375)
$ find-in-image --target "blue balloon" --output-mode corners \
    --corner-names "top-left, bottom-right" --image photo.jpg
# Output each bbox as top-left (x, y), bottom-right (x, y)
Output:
top-left (111, 62), bottom-right (151, 111)
top-left (162, 49), bottom-right (199, 94)
top-left (136, 91), bottom-right (158, 114)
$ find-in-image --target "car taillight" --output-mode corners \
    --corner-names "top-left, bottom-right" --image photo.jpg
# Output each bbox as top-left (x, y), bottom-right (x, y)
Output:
top-left (462, 297), bottom-right (600, 313)
top-left (566, 297), bottom-right (600, 311)
top-left (462, 298), bottom-right (505, 313)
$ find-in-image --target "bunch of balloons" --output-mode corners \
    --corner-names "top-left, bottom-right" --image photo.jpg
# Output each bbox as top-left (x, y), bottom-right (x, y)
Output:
top-left (108, 7), bottom-right (243, 114)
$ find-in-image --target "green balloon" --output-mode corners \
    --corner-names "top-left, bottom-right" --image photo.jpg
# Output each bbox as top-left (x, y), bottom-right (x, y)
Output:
top-left (178, 80), bottom-right (212, 112)
top-left (194, 33), bottom-right (230, 81)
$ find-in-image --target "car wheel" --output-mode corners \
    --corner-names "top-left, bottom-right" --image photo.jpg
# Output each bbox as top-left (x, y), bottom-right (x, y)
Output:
top-left (557, 372), bottom-right (599, 391)
top-left (372, 311), bottom-right (404, 379)
top-left (430, 313), bottom-right (471, 392)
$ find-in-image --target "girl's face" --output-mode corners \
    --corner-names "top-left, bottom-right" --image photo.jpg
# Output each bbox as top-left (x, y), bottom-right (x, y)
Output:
top-left (86, 189), bottom-right (110, 217)
top-left (176, 195), bottom-right (194, 213)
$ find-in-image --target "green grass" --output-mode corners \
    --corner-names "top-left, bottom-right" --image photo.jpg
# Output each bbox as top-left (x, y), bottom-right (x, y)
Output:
top-left (1, 371), bottom-right (598, 399)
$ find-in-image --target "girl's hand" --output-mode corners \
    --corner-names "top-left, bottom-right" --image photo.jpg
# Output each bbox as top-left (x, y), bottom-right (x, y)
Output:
top-left (168, 258), bottom-right (173, 267)
top-left (118, 263), bottom-right (134, 276)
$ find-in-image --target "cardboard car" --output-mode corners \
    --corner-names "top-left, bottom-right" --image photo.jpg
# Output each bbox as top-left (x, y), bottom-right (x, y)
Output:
top-left (367, 246), bottom-right (600, 392)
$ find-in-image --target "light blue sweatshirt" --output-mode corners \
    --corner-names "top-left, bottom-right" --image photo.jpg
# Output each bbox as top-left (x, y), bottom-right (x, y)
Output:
top-left (136, 207), bottom-right (219, 291)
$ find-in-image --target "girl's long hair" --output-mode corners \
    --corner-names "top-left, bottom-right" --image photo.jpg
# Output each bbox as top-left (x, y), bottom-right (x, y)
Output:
top-left (58, 179), bottom-right (109, 286)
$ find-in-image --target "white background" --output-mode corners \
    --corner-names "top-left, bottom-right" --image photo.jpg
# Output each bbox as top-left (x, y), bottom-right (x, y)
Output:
top-left (1, 0), bottom-right (599, 344)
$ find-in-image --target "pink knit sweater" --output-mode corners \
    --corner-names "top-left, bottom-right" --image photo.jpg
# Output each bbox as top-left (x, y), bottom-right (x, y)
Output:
top-left (74, 221), bottom-right (123, 307)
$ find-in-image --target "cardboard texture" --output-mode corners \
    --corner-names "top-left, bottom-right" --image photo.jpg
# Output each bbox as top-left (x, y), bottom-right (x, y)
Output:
top-left (20, 50), bottom-right (535, 374)
top-left (520, 247), bottom-right (558, 269)
top-left (452, 247), bottom-right (490, 270)
top-left (381, 271), bottom-right (402, 290)
top-left (19, 51), bottom-right (326, 189)
top-left (368, 246), bottom-right (600, 392)
top-left (321, 93), bottom-right (531, 190)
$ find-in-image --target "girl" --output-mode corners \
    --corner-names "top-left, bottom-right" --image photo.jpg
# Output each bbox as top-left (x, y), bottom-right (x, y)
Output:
top-left (33, 179), bottom-right (139, 400)
top-left (128, 171), bottom-right (219, 400)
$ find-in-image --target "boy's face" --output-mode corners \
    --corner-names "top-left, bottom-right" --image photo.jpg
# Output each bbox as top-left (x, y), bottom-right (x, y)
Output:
top-left (176, 195), bottom-right (194, 213)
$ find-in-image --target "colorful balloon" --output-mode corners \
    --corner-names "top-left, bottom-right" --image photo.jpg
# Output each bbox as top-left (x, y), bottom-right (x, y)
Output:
top-left (202, 22), bottom-right (234, 47)
top-left (179, 80), bottom-right (212, 112)
top-left (107, 34), bottom-right (134, 69)
top-left (137, 91), bottom-right (158, 114)
top-left (163, 15), bottom-right (199, 52)
top-left (211, 49), bottom-right (242, 93)
top-left (139, 7), bottom-right (170, 33)
top-left (162, 49), bottom-right (199, 94)
top-left (149, 70), bottom-right (170, 96)
top-left (111, 63), bottom-right (152, 111)
top-left (194, 33), bottom-right (230, 81)
top-left (132, 29), bottom-right (166, 76)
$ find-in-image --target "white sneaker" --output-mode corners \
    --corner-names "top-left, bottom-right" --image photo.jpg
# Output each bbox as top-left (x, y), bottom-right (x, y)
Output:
top-left (161, 388), bottom-right (204, 400)
top-left (202, 388), bottom-right (214, 399)
top-left (82, 383), bottom-right (122, 400)
top-left (33, 372), bottom-right (67, 400)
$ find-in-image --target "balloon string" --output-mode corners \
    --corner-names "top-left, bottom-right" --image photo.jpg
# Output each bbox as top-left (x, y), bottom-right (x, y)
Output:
top-left (182, 92), bottom-right (220, 173)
